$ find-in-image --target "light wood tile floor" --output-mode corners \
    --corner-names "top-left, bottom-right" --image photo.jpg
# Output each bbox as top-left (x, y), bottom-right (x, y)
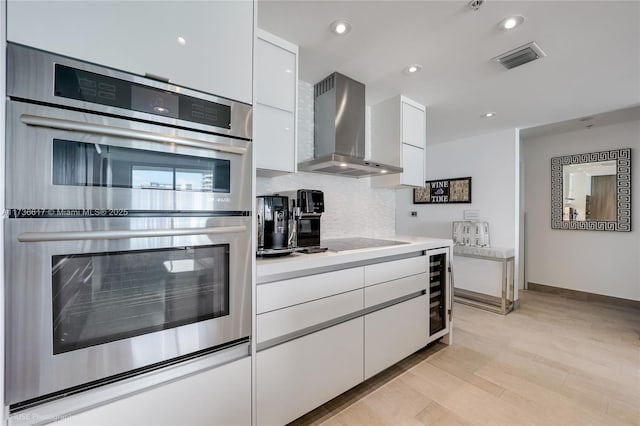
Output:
top-left (289, 290), bottom-right (640, 426)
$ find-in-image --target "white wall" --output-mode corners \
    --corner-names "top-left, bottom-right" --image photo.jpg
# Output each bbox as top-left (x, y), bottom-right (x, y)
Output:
top-left (257, 81), bottom-right (397, 239)
top-left (522, 118), bottom-right (640, 301)
top-left (396, 129), bottom-right (519, 247)
top-left (396, 128), bottom-right (520, 297)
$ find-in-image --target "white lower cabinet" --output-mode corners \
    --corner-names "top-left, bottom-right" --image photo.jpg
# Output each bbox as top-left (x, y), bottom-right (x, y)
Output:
top-left (51, 357), bottom-right (251, 426)
top-left (257, 318), bottom-right (364, 426)
top-left (364, 295), bottom-right (429, 380)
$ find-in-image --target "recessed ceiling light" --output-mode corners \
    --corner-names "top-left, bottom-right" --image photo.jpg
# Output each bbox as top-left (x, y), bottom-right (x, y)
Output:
top-left (330, 20), bottom-right (352, 35)
top-left (499, 15), bottom-right (525, 30)
top-left (340, 163), bottom-right (348, 167)
top-left (380, 169), bottom-right (388, 174)
top-left (482, 112), bottom-right (496, 118)
top-left (404, 64), bottom-right (423, 74)
top-left (177, 36), bottom-right (187, 46)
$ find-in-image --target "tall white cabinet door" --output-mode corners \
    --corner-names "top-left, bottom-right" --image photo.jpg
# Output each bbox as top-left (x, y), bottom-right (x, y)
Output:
top-left (254, 104), bottom-right (296, 173)
top-left (7, 1), bottom-right (253, 103)
top-left (257, 319), bottom-right (364, 426)
top-left (401, 143), bottom-right (425, 187)
top-left (255, 37), bottom-right (296, 112)
top-left (364, 296), bottom-right (428, 380)
top-left (254, 30), bottom-right (298, 174)
top-left (50, 357), bottom-right (252, 426)
top-left (402, 101), bottom-right (426, 149)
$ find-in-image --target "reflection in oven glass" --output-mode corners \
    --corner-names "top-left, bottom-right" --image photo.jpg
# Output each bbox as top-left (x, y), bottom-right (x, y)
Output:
top-left (52, 139), bottom-right (231, 193)
top-left (51, 245), bottom-right (229, 354)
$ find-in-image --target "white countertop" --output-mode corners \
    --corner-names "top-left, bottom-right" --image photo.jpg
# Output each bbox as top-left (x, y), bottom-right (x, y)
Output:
top-left (257, 236), bottom-right (452, 284)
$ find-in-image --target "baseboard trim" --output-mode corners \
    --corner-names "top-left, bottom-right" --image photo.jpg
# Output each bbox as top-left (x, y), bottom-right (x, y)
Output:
top-left (527, 282), bottom-right (640, 309)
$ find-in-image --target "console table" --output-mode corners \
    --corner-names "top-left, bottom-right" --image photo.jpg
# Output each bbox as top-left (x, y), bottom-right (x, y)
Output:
top-left (452, 245), bottom-right (515, 315)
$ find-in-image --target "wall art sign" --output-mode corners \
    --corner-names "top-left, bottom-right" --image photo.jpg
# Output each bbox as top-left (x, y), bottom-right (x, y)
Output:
top-left (413, 177), bottom-right (472, 204)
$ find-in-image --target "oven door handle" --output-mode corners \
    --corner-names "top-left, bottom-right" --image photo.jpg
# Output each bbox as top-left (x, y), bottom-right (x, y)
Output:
top-left (20, 114), bottom-right (248, 155)
top-left (17, 225), bottom-right (248, 242)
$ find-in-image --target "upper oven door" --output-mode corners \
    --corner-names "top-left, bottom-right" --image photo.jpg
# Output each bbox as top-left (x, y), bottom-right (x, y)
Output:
top-left (5, 215), bottom-right (251, 407)
top-left (6, 101), bottom-right (252, 212)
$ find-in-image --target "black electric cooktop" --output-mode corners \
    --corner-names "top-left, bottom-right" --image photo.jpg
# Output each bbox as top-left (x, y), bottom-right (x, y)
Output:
top-left (322, 238), bottom-right (409, 252)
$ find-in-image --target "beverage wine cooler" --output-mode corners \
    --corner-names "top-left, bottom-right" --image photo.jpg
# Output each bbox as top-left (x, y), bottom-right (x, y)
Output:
top-left (427, 248), bottom-right (450, 336)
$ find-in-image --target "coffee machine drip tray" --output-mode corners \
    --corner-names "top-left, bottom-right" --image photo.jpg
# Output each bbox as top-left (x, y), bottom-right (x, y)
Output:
top-left (298, 246), bottom-right (329, 254)
top-left (257, 247), bottom-right (296, 257)
top-left (323, 238), bottom-right (409, 252)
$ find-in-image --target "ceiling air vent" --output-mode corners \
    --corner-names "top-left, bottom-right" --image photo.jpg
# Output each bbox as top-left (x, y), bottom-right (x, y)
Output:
top-left (493, 42), bottom-right (546, 70)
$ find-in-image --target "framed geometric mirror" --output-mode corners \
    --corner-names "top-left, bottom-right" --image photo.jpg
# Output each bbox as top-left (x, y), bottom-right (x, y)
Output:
top-left (551, 148), bottom-right (631, 231)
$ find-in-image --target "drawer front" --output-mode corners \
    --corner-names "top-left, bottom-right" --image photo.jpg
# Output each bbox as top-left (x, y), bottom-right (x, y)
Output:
top-left (257, 267), bottom-right (363, 314)
top-left (364, 255), bottom-right (426, 286)
top-left (257, 289), bottom-right (363, 343)
top-left (257, 318), bottom-right (364, 426)
top-left (365, 295), bottom-right (428, 379)
top-left (365, 273), bottom-right (427, 308)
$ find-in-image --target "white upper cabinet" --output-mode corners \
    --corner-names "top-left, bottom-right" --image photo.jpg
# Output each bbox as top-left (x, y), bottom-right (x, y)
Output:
top-left (7, 1), bottom-right (254, 104)
top-left (370, 95), bottom-right (426, 188)
top-left (255, 34), bottom-right (297, 112)
top-left (254, 29), bottom-right (299, 175)
top-left (401, 143), bottom-right (425, 186)
top-left (402, 100), bottom-right (427, 149)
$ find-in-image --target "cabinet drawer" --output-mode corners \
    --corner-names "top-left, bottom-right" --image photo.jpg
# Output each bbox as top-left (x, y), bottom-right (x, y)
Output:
top-left (365, 273), bottom-right (427, 308)
top-left (364, 255), bottom-right (426, 286)
top-left (257, 267), bottom-right (363, 314)
top-left (50, 357), bottom-right (251, 426)
top-left (257, 318), bottom-right (364, 426)
top-left (257, 289), bottom-right (363, 343)
top-left (365, 295), bottom-right (428, 379)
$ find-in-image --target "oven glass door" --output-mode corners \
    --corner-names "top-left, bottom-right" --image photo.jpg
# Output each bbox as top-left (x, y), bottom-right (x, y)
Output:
top-left (6, 101), bottom-right (251, 212)
top-left (52, 244), bottom-right (230, 355)
top-left (5, 216), bottom-right (251, 407)
top-left (53, 139), bottom-right (231, 193)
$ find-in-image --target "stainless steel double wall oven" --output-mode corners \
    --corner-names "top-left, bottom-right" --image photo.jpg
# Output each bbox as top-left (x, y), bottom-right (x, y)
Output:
top-left (5, 44), bottom-right (253, 409)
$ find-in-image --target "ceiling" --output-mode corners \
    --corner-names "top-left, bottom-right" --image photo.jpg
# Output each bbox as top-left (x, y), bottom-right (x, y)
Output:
top-left (257, 0), bottom-right (640, 145)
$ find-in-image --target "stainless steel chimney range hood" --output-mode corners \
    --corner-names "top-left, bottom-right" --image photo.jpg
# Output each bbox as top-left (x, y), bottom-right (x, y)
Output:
top-left (298, 72), bottom-right (403, 178)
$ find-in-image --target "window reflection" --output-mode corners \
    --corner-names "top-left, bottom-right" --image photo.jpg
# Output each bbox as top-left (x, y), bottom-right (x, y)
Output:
top-left (52, 139), bottom-right (231, 193)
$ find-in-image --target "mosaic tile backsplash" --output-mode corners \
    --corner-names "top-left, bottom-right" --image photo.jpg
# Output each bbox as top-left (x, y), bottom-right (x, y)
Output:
top-left (256, 81), bottom-right (396, 239)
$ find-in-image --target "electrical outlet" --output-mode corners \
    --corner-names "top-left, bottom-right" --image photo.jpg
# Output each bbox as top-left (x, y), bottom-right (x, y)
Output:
top-left (463, 210), bottom-right (479, 220)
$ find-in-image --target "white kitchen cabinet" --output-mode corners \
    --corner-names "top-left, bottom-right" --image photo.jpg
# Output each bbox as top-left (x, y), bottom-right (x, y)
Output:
top-left (254, 103), bottom-right (296, 175)
top-left (255, 29), bottom-right (299, 175)
top-left (7, 1), bottom-right (253, 104)
top-left (401, 143), bottom-right (426, 186)
top-left (370, 95), bottom-right (426, 188)
top-left (364, 295), bottom-right (429, 379)
top-left (257, 288), bottom-right (363, 343)
top-left (50, 357), bottom-right (251, 426)
top-left (257, 318), bottom-right (364, 426)
top-left (258, 267), bottom-right (363, 314)
top-left (402, 101), bottom-right (427, 149)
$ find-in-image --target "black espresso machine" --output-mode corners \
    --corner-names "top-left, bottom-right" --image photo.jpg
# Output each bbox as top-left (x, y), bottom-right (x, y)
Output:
top-left (256, 190), bottom-right (325, 256)
top-left (257, 195), bottom-right (294, 256)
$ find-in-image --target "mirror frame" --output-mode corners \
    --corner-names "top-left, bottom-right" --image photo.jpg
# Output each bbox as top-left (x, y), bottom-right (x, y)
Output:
top-left (551, 148), bottom-right (631, 231)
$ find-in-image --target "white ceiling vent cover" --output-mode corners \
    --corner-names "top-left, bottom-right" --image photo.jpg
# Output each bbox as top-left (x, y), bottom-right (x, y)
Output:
top-left (493, 42), bottom-right (546, 69)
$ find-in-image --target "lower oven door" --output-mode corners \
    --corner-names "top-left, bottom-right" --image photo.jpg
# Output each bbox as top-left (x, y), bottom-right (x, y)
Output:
top-left (5, 215), bottom-right (251, 407)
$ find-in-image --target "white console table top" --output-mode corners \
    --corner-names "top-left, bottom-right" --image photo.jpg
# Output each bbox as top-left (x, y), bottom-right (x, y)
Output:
top-left (453, 245), bottom-right (514, 259)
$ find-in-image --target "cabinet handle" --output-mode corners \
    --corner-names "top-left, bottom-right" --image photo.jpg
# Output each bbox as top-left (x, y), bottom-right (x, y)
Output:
top-left (18, 225), bottom-right (247, 242)
top-left (20, 114), bottom-right (248, 155)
